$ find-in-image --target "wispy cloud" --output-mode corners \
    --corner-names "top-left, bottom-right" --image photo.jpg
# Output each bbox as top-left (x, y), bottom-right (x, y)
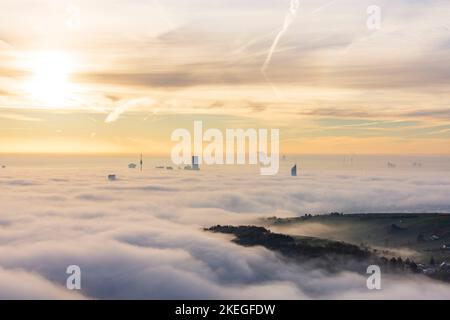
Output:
top-left (0, 0), bottom-right (449, 152)
top-left (0, 113), bottom-right (42, 122)
top-left (105, 97), bottom-right (155, 123)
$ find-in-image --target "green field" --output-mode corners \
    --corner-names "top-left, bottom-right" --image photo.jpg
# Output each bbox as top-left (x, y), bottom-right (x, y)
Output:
top-left (265, 213), bottom-right (450, 263)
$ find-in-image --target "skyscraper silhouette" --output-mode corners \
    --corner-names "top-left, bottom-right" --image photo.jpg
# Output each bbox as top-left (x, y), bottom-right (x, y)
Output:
top-left (192, 156), bottom-right (199, 170)
top-left (291, 164), bottom-right (297, 176)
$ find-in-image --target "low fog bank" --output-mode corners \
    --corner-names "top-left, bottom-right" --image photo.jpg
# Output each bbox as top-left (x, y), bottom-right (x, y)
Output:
top-left (0, 165), bottom-right (449, 299)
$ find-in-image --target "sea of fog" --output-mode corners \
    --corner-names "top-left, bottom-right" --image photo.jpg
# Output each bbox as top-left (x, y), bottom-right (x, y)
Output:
top-left (0, 154), bottom-right (449, 299)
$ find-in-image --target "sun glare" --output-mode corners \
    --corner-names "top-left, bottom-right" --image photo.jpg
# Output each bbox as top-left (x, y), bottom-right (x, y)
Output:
top-left (26, 51), bottom-right (75, 108)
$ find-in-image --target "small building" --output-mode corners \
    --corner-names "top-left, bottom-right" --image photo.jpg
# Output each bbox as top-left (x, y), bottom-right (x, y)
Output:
top-left (108, 174), bottom-right (117, 181)
top-left (387, 162), bottom-right (397, 168)
top-left (128, 163), bottom-right (137, 169)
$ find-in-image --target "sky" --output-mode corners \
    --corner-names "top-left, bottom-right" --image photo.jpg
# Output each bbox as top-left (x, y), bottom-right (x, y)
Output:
top-left (0, 0), bottom-right (449, 154)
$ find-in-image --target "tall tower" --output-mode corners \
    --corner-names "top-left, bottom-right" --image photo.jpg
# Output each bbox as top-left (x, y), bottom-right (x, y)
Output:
top-left (140, 154), bottom-right (143, 172)
top-left (291, 164), bottom-right (297, 177)
top-left (192, 155), bottom-right (199, 170)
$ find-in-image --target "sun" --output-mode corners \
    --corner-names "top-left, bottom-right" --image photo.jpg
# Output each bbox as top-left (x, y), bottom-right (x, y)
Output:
top-left (26, 51), bottom-right (75, 108)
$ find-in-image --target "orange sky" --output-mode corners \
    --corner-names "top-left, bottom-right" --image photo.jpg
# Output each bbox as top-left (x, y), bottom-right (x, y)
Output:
top-left (0, 0), bottom-right (449, 155)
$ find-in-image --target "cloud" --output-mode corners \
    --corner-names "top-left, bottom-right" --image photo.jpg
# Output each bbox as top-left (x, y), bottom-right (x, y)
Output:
top-left (0, 0), bottom-right (449, 148)
top-left (105, 97), bottom-right (155, 123)
top-left (0, 113), bottom-right (42, 122)
top-left (0, 267), bottom-right (85, 299)
top-left (0, 161), bottom-right (450, 299)
top-left (0, 39), bottom-right (13, 49)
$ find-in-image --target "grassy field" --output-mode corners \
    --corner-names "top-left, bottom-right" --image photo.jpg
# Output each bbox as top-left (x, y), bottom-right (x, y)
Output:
top-left (265, 214), bottom-right (450, 263)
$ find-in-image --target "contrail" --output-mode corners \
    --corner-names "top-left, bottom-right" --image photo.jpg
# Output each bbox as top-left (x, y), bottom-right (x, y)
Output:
top-left (0, 39), bottom-right (14, 49)
top-left (153, 0), bottom-right (175, 30)
top-left (261, 0), bottom-right (338, 74)
top-left (309, 0), bottom-right (337, 15)
top-left (261, 0), bottom-right (300, 75)
top-left (258, 0), bottom-right (337, 98)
